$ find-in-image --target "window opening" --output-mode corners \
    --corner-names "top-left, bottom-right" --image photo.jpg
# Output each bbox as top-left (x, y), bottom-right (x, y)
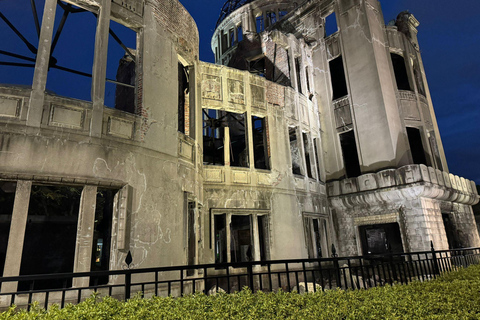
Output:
top-left (227, 112), bottom-right (248, 167)
top-left (289, 127), bottom-right (302, 175)
top-left (231, 215), bottom-right (253, 263)
top-left (406, 127), bottom-right (427, 165)
top-left (295, 57), bottom-right (302, 93)
top-left (178, 61), bottom-right (189, 134)
top-left (390, 53), bottom-right (411, 91)
top-left (359, 223), bottom-right (403, 255)
top-left (266, 11), bottom-right (276, 26)
top-left (256, 15), bottom-right (264, 33)
top-left (252, 116), bottom-right (269, 170)
top-left (214, 214), bottom-right (227, 264)
top-left (0, 0), bottom-right (45, 86)
top-left (249, 56), bottom-right (266, 77)
top-left (279, 9), bottom-right (288, 19)
top-left (312, 219), bottom-right (323, 258)
top-left (187, 201), bottom-right (196, 275)
top-left (325, 12), bottom-right (338, 37)
top-left (237, 25), bottom-right (243, 42)
top-left (105, 20), bottom-right (137, 112)
top-left (340, 130), bottom-right (361, 178)
top-left (442, 213), bottom-right (460, 249)
top-left (305, 67), bottom-right (311, 93)
top-left (413, 60), bottom-right (425, 96)
top-left (329, 56), bottom-right (348, 100)
top-left (313, 138), bottom-right (322, 181)
top-left (257, 215), bottom-right (268, 261)
top-left (0, 182), bottom-right (16, 277)
top-left (302, 132), bottom-right (314, 179)
top-left (19, 185), bottom-right (82, 290)
top-left (229, 28), bottom-right (235, 47)
top-left (221, 30), bottom-right (228, 54)
top-left (90, 188), bottom-right (114, 285)
top-left (203, 109), bottom-right (225, 166)
top-left (304, 216), bottom-right (328, 259)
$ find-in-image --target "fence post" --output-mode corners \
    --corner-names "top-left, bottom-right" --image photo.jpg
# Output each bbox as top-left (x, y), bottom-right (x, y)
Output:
top-left (125, 271), bottom-right (131, 301)
top-left (430, 241), bottom-right (440, 276)
top-left (331, 244), bottom-right (341, 288)
top-left (247, 263), bottom-right (254, 292)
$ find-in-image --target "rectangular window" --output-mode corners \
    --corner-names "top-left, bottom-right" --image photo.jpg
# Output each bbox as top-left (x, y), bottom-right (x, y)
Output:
top-left (0, 182), bottom-right (16, 277)
top-left (390, 53), bottom-right (411, 91)
top-left (231, 215), bottom-right (253, 263)
top-left (302, 132), bottom-right (314, 179)
top-left (257, 215), bottom-right (268, 261)
top-left (227, 112), bottom-right (248, 168)
top-left (289, 127), bottom-right (302, 175)
top-left (325, 12), bottom-right (338, 37)
top-left (90, 188), bottom-right (115, 285)
top-left (187, 201), bottom-right (196, 275)
top-left (203, 109), bottom-right (225, 166)
top-left (229, 28), bottom-right (235, 47)
top-left (295, 57), bottom-right (302, 93)
top-left (266, 11), bottom-right (276, 26)
top-left (252, 116), bottom-right (269, 170)
top-left (406, 127), bottom-right (428, 165)
top-left (329, 56), bottom-right (348, 100)
top-left (340, 130), bottom-right (361, 178)
top-left (304, 216), bottom-right (329, 259)
top-left (19, 185), bottom-right (82, 290)
top-left (256, 15), bottom-right (264, 32)
top-left (214, 214), bottom-right (227, 264)
top-left (105, 20), bottom-right (137, 113)
top-left (313, 138), bottom-right (322, 181)
top-left (178, 61), bottom-right (189, 134)
top-left (221, 30), bottom-right (228, 54)
top-left (237, 25), bottom-right (243, 42)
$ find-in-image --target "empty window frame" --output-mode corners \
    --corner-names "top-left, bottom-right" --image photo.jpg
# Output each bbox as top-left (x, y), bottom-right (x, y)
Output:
top-left (237, 25), bottom-right (243, 42)
top-left (229, 28), bottom-right (235, 47)
top-left (339, 130), bottom-right (361, 178)
top-left (406, 127), bottom-right (428, 165)
top-left (252, 116), bottom-right (270, 170)
top-left (266, 11), bottom-right (276, 26)
top-left (359, 223), bottom-right (404, 255)
top-left (227, 112), bottom-right (248, 167)
top-left (203, 108), bottom-right (225, 166)
top-left (185, 199), bottom-right (196, 275)
top-left (412, 59), bottom-right (426, 96)
top-left (313, 138), bottom-right (323, 181)
top-left (249, 57), bottom-right (266, 77)
top-left (324, 12), bottom-right (338, 37)
top-left (302, 132), bottom-right (314, 179)
top-left (289, 127), bottom-right (302, 175)
top-left (46, 3), bottom-right (96, 101)
top-left (390, 53), bottom-right (411, 91)
top-left (214, 213), bottom-right (269, 264)
top-left (329, 56), bottom-right (348, 100)
top-left (304, 216), bottom-right (329, 259)
top-left (278, 9), bottom-right (288, 20)
top-left (105, 20), bottom-right (137, 112)
top-left (178, 61), bottom-right (189, 134)
top-left (221, 30), bottom-right (228, 54)
top-left (295, 57), bottom-right (302, 93)
top-left (19, 185), bottom-right (82, 290)
top-left (0, 182), bottom-right (16, 277)
top-left (90, 188), bottom-right (115, 285)
top-left (256, 15), bottom-right (264, 33)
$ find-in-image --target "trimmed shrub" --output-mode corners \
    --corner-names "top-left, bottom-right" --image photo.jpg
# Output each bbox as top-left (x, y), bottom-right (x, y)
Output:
top-left (2, 264), bottom-right (480, 319)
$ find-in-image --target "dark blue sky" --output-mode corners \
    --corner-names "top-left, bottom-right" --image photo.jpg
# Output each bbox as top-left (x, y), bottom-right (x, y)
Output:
top-left (1, 0), bottom-right (479, 184)
top-left (180, 0), bottom-right (480, 184)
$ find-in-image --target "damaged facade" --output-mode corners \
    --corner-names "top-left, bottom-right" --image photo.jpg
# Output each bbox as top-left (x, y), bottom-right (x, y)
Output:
top-left (0, 0), bottom-right (479, 294)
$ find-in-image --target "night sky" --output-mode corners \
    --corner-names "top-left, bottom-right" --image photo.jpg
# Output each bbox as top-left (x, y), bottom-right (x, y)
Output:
top-left (1, 0), bottom-right (479, 184)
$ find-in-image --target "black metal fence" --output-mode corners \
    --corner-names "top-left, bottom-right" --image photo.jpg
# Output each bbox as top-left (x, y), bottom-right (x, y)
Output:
top-left (1, 242), bottom-right (479, 310)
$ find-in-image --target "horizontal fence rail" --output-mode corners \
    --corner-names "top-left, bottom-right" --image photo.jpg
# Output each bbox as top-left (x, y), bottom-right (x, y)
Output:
top-left (1, 243), bottom-right (479, 310)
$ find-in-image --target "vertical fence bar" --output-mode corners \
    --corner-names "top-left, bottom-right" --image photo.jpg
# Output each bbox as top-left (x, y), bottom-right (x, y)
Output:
top-left (125, 271), bottom-right (131, 301)
top-left (203, 267), bottom-right (208, 295)
top-left (247, 264), bottom-right (254, 292)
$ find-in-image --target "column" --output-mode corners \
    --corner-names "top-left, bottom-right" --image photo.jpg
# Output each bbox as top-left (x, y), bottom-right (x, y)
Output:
top-left (73, 186), bottom-right (97, 287)
top-left (27, 0), bottom-right (57, 127)
top-left (90, 0), bottom-right (112, 137)
top-left (2, 181), bottom-right (32, 293)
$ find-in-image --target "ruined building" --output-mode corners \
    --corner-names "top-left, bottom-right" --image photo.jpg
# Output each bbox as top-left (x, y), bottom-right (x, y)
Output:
top-left (0, 0), bottom-right (479, 292)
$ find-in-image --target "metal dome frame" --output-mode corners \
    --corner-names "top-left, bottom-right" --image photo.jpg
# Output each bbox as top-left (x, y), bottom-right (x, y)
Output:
top-left (216, 0), bottom-right (255, 29)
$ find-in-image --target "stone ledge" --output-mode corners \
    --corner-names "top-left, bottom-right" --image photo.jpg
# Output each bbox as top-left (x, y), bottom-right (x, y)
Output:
top-left (327, 164), bottom-right (479, 206)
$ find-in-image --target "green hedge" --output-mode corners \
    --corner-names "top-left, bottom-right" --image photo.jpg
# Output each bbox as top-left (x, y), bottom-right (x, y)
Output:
top-left (2, 264), bottom-right (480, 320)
